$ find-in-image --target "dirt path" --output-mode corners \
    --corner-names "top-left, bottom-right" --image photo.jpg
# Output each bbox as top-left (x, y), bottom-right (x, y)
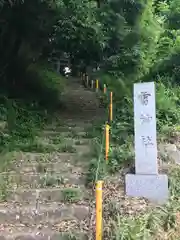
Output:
top-left (0, 77), bottom-right (106, 239)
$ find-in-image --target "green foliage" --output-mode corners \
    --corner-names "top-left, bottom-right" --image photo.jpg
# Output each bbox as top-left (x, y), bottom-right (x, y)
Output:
top-left (59, 144), bottom-right (76, 153)
top-left (156, 81), bottom-right (180, 127)
top-left (53, 0), bottom-right (104, 65)
top-left (1, 0), bottom-right (180, 96)
top-left (137, 1), bottom-right (162, 76)
top-left (107, 142), bottom-right (134, 174)
top-left (165, 0), bottom-right (180, 30)
top-left (85, 136), bottom-right (107, 185)
top-left (2, 1), bottom-right (180, 238)
top-left (86, 157), bottom-right (106, 186)
top-left (143, 50), bottom-right (180, 84)
top-left (26, 63), bottom-right (66, 106)
top-left (0, 0), bottom-right (57, 93)
top-left (88, 75), bottom-right (180, 184)
top-left (40, 174), bottom-right (65, 187)
top-left (169, 167), bottom-right (180, 198)
top-left (61, 188), bottom-right (82, 203)
top-left (0, 100), bottom-right (48, 153)
top-left (99, 0), bottom-right (143, 77)
top-left (106, 165), bottom-right (180, 239)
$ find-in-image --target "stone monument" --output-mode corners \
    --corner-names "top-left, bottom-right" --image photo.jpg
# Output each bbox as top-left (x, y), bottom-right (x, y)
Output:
top-left (125, 82), bottom-right (168, 204)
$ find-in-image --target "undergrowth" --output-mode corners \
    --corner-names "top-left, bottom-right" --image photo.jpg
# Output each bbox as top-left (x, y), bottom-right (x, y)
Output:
top-left (86, 77), bottom-right (180, 185)
top-left (85, 75), bottom-right (180, 239)
top-left (25, 63), bottom-right (66, 107)
top-left (104, 166), bottom-right (180, 240)
top-left (0, 99), bottom-right (52, 156)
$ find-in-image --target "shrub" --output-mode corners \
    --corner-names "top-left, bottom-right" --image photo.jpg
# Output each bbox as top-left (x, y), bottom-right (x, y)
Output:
top-left (25, 62), bottom-right (66, 107)
top-left (156, 79), bottom-right (180, 129)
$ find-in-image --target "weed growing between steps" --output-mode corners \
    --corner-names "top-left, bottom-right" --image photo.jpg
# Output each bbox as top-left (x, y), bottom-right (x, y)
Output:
top-left (0, 99), bottom-right (78, 162)
top-left (60, 144), bottom-right (77, 153)
top-left (50, 135), bottom-right (63, 144)
top-left (61, 188), bottom-right (83, 203)
top-left (39, 174), bottom-right (65, 187)
top-left (0, 175), bottom-right (10, 201)
top-left (85, 124), bottom-right (134, 186)
top-left (0, 99), bottom-right (82, 201)
top-left (0, 100), bottom-right (49, 154)
top-left (0, 101), bottom-right (54, 199)
top-left (85, 136), bottom-right (107, 186)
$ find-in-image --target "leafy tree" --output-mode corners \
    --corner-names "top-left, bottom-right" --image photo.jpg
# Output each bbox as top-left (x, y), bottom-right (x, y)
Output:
top-left (0, 0), bottom-right (56, 91)
top-left (51, 0), bottom-right (105, 67)
top-left (1, 0), bottom-right (180, 99)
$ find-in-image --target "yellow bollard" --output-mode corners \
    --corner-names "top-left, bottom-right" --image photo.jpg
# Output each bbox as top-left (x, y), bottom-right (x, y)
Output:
top-left (96, 180), bottom-right (103, 240)
top-left (105, 124), bottom-right (110, 162)
top-left (103, 84), bottom-right (107, 94)
top-left (96, 79), bottom-right (99, 92)
top-left (109, 91), bottom-right (113, 122)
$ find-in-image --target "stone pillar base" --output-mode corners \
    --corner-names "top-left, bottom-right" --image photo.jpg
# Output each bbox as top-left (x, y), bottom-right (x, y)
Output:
top-left (125, 174), bottom-right (168, 204)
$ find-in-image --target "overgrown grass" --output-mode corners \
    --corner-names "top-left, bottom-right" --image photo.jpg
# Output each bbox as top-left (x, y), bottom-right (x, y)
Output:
top-left (104, 166), bottom-right (180, 240)
top-left (86, 129), bottom-right (180, 239)
top-left (39, 174), bottom-right (65, 187)
top-left (0, 64), bottom-right (67, 165)
top-left (0, 96), bottom-right (79, 156)
top-left (61, 188), bottom-right (83, 203)
top-left (0, 175), bottom-right (10, 201)
top-left (86, 78), bottom-right (180, 184)
top-left (0, 99), bottom-right (49, 154)
top-left (26, 63), bottom-right (66, 107)
top-left (84, 75), bottom-right (180, 238)
top-left (85, 127), bottom-right (180, 239)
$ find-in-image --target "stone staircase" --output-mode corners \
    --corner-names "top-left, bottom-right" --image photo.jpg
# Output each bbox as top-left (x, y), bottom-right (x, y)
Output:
top-left (0, 80), bottom-right (105, 240)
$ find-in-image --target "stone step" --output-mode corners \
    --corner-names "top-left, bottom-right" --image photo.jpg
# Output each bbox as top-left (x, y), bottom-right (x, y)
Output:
top-left (37, 135), bottom-right (89, 147)
top-left (0, 203), bottom-right (89, 226)
top-left (18, 152), bottom-right (78, 164)
top-left (57, 137), bottom-right (90, 145)
top-left (0, 172), bottom-right (85, 189)
top-left (5, 187), bottom-right (90, 203)
top-left (19, 145), bottom-right (90, 163)
top-left (24, 139), bottom-right (90, 155)
top-left (45, 125), bottom-right (86, 133)
top-left (64, 138), bottom-right (90, 146)
top-left (5, 161), bottom-right (85, 174)
top-left (4, 152), bottom-right (82, 171)
top-left (74, 145), bottom-right (91, 155)
top-left (60, 131), bottom-right (87, 138)
top-left (0, 230), bottom-right (88, 240)
top-left (42, 129), bottom-right (87, 139)
top-left (59, 119), bottom-right (93, 128)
